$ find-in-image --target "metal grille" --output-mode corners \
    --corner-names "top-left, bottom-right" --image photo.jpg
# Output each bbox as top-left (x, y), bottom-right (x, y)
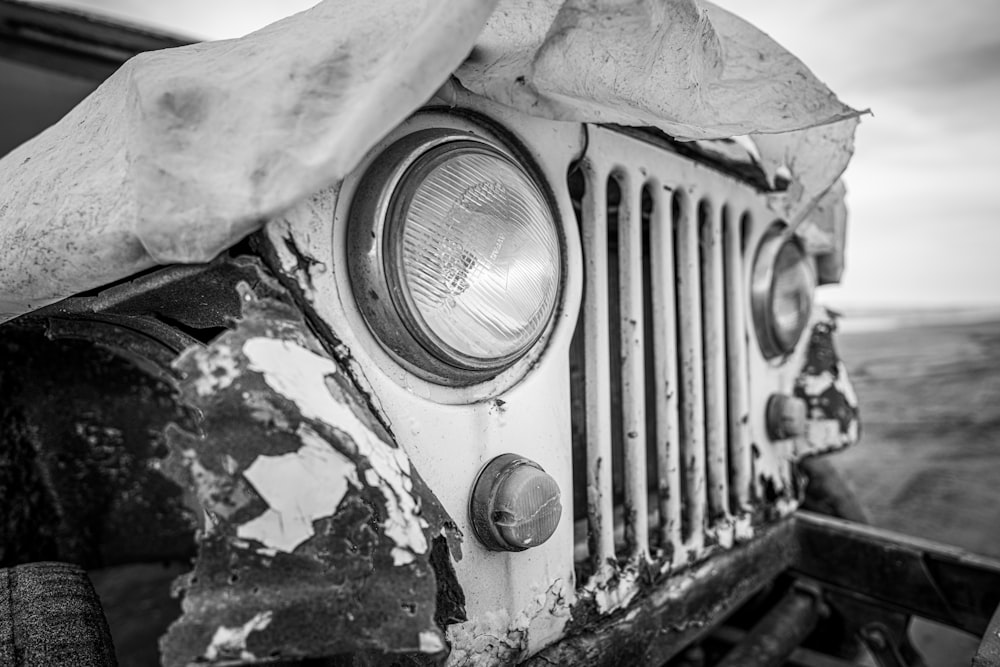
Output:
top-left (570, 127), bottom-right (759, 574)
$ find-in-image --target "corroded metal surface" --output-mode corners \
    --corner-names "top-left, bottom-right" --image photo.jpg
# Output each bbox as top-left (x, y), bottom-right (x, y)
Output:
top-left (794, 512), bottom-right (1000, 636)
top-left (527, 519), bottom-right (798, 666)
top-left (0, 325), bottom-right (196, 569)
top-left (715, 586), bottom-right (823, 667)
top-left (159, 279), bottom-right (464, 666)
top-left (792, 314), bottom-right (861, 458)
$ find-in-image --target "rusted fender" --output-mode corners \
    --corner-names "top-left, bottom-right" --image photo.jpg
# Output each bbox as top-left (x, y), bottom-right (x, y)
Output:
top-left (159, 287), bottom-right (464, 666)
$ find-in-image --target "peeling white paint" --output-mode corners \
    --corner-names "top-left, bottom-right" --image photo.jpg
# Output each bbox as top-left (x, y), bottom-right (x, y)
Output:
top-left (418, 630), bottom-right (445, 654)
top-left (448, 609), bottom-right (523, 666)
top-left (586, 564), bottom-right (640, 615)
top-left (517, 578), bottom-right (572, 656)
top-left (238, 424), bottom-right (359, 553)
top-left (242, 337), bottom-right (428, 564)
top-left (733, 514), bottom-right (754, 543)
top-left (800, 371), bottom-right (834, 398)
top-left (448, 579), bottom-right (572, 665)
top-left (709, 519), bottom-right (736, 550)
top-left (205, 610), bottom-right (273, 661)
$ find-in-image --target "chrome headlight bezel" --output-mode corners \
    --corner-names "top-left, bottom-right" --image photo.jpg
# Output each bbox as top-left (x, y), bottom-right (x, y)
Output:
top-left (750, 227), bottom-right (816, 360)
top-left (347, 128), bottom-right (563, 386)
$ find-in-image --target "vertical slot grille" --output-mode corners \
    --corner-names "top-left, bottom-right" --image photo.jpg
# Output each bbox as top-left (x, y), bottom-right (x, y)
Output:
top-left (615, 170), bottom-right (649, 560)
top-left (570, 151), bottom-right (754, 576)
top-left (701, 199), bottom-right (730, 522)
top-left (725, 209), bottom-right (753, 511)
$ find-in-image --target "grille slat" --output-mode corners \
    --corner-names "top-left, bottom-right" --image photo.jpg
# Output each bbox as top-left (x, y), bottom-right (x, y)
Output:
top-left (649, 184), bottom-right (684, 554)
top-left (725, 210), bottom-right (753, 511)
top-left (571, 128), bottom-right (757, 576)
top-left (580, 163), bottom-right (616, 569)
top-left (675, 192), bottom-right (707, 550)
top-left (701, 200), bottom-right (730, 520)
top-left (617, 171), bottom-right (650, 559)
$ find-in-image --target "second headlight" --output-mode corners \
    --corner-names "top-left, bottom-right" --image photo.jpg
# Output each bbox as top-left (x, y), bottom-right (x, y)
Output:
top-left (348, 129), bottom-right (562, 384)
top-left (751, 228), bottom-right (815, 360)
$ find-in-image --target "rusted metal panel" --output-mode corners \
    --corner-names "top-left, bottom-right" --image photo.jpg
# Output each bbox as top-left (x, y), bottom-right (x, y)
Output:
top-left (31, 256), bottom-right (284, 334)
top-left (155, 272), bottom-right (464, 665)
top-left (0, 324), bottom-right (196, 569)
top-left (1, 256), bottom-right (467, 664)
top-left (715, 586), bottom-right (823, 667)
top-left (527, 519), bottom-right (798, 667)
top-left (794, 511), bottom-right (1000, 636)
top-left (792, 315), bottom-right (861, 458)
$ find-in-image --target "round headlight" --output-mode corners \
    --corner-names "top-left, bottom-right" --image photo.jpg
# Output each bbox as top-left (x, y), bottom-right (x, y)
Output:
top-left (349, 130), bottom-right (561, 384)
top-left (751, 230), bottom-right (815, 359)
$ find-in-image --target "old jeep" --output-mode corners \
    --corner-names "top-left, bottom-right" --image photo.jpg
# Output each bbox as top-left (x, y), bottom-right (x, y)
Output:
top-left (2, 1), bottom-right (1000, 665)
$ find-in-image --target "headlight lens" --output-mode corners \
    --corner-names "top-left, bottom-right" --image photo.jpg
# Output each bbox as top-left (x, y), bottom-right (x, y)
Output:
top-left (752, 231), bottom-right (814, 359)
top-left (349, 132), bottom-right (561, 383)
top-left (389, 145), bottom-right (560, 368)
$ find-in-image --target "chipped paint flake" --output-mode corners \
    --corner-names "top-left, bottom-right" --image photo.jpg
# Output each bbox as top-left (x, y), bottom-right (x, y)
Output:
top-left (733, 514), bottom-right (754, 542)
top-left (242, 337), bottom-right (428, 564)
top-left (205, 610), bottom-right (273, 661)
top-left (418, 630), bottom-right (445, 654)
top-left (586, 565), bottom-right (640, 615)
top-left (237, 424), bottom-right (359, 553)
top-left (448, 578), bottom-right (572, 663)
top-left (800, 371), bottom-right (835, 397)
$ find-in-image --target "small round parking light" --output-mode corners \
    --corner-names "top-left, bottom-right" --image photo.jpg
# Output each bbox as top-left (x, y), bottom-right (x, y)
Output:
top-left (470, 454), bottom-right (562, 552)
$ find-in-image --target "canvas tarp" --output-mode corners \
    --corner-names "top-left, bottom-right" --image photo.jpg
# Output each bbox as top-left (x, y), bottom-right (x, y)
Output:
top-left (0, 0), bottom-right (863, 323)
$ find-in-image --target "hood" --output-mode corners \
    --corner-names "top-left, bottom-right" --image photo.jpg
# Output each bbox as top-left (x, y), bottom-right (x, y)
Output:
top-left (0, 0), bottom-right (863, 324)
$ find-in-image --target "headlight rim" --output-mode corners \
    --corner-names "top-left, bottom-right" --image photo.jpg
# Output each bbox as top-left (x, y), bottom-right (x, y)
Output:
top-left (750, 225), bottom-right (815, 360)
top-left (347, 127), bottom-right (563, 386)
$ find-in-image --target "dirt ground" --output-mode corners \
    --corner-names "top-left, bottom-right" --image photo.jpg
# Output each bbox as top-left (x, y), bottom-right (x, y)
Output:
top-left (827, 313), bottom-right (1000, 665)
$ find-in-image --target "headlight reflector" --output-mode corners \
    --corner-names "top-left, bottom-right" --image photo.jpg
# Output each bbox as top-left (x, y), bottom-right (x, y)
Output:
top-left (752, 230), bottom-right (814, 359)
top-left (389, 145), bottom-right (560, 368)
top-left (349, 131), bottom-right (562, 384)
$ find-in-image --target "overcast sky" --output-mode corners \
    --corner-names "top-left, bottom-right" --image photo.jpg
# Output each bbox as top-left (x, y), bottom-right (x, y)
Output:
top-left (34, 0), bottom-right (1000, 308)
top-left (719, 0), bottom-right (1000, 308)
